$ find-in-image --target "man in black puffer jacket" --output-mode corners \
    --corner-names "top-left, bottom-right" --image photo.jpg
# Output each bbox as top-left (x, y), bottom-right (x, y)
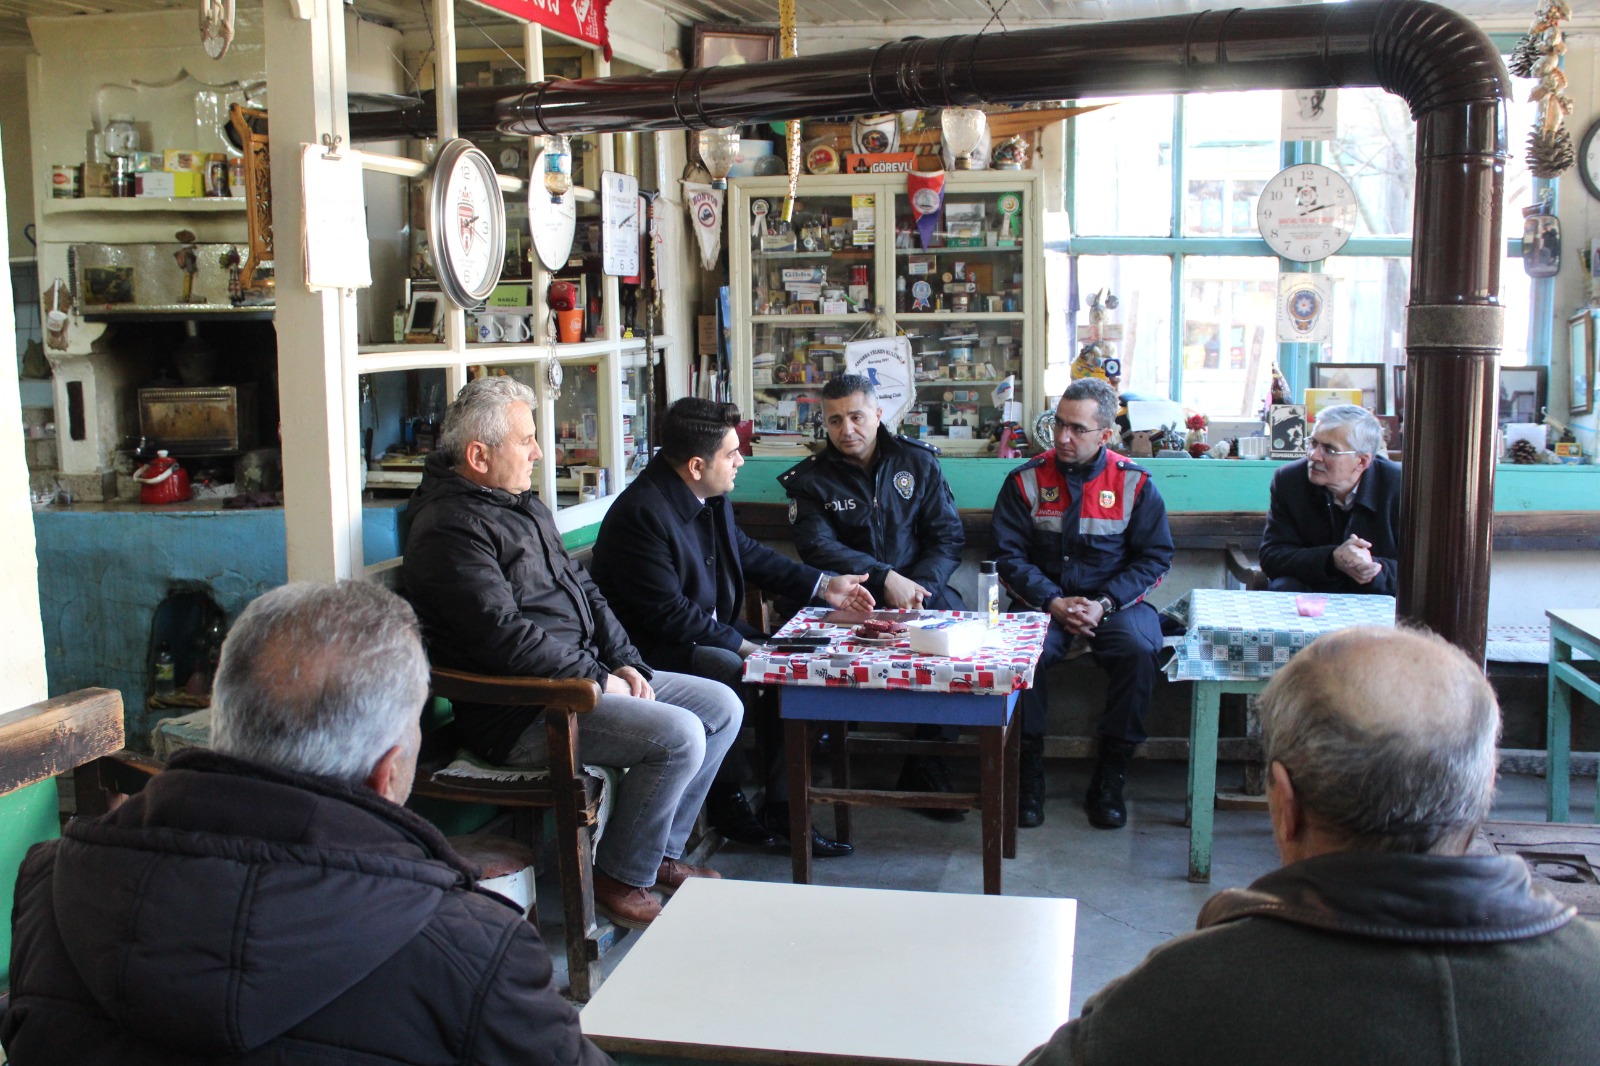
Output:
top-left (2, 581), bottom-right (610, 1066)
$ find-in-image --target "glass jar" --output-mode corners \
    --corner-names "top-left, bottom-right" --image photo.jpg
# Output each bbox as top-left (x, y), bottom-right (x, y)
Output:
top-left (103, 115), bottom-right (138, 158)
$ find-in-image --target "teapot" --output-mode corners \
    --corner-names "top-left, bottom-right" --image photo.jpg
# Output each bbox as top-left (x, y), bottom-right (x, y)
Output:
top-left (133, 450), bottom-right (193, 505)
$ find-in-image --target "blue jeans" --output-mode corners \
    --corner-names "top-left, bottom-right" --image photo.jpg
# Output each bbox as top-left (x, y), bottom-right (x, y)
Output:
top-left (505, 671), bottom-right (742, 888)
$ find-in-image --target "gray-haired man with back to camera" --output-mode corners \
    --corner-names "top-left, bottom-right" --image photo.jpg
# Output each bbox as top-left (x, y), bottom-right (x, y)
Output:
top-left (3, 581), bottom-right (611, 1066)
top-left (1018, 625), bottom-right (1600, 1066)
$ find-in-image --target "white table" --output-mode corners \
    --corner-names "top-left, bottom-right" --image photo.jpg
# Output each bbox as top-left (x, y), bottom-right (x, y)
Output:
top-left (580, 878), bottom-right (1076, 1066)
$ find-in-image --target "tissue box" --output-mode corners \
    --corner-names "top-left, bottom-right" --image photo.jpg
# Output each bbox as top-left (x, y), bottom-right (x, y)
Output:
top-left (907, 619), bottom-right (985, 658)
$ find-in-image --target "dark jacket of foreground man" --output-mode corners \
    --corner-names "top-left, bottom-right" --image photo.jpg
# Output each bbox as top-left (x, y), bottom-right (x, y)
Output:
top-left (2, 750), bottom-right (611, 1066)
top-left (1019, 852), bottom-right (1600, 1066)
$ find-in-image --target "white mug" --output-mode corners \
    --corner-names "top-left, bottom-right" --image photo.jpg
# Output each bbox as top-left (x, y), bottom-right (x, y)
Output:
top-left (472, 314), bottom-right (503, 343)
top-left (45, 309), bottom-right (69, 333)
top-left (499, 314), bottom-right (531, 343)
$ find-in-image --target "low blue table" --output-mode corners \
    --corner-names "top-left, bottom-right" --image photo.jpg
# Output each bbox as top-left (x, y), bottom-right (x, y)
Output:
top-left (745, 608), bottom-right (1048, 896)
top-left (1546, 607), bottom-right (1600, 823)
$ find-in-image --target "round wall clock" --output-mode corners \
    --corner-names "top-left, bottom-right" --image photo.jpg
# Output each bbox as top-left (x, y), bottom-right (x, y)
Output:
top-left (1255, 163), bottom-right (1358, 262)
top-left (1578, 119), bottom-right (1600, 202)
top-left (428, 138), bottom-right (506, 309)
top-left (530, 148), bottom-right (577, 272)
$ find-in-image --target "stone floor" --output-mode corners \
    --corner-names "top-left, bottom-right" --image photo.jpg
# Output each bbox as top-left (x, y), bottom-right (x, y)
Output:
top-left (535, 759), bottom-right (1593, 1021)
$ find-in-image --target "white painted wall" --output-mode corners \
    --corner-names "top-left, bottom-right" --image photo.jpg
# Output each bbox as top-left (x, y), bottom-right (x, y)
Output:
top-left (0, 46), bottom-right (33, 262)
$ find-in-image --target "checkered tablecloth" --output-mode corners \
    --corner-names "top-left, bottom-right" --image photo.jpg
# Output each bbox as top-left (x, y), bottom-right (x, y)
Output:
top-left (1163, 589), bottom-right (1396, 682)
top-left (742, 607), bottom-right (1049, 694)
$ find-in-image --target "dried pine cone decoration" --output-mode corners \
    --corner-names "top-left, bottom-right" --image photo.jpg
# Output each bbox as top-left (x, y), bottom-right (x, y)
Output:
top-left (1509, 33), bottom-right (1541, 77)
top-left (1528, 126), bottom-right (1575, 178)
top-left (1508, 438), bottom-right (1540, 465)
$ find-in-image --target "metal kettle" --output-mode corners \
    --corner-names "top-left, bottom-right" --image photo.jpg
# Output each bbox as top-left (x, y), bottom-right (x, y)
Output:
top-left (133, 450), bottom-right (193, 505)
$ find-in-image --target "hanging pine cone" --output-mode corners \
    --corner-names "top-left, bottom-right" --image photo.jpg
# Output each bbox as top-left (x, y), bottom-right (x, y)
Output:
top-left (1528, 126), bottom-right (1575, 178)
top-left (1508, 438), bottom-right (1540, 465)
top-left (1509, 33), bottom-right (1541, 77)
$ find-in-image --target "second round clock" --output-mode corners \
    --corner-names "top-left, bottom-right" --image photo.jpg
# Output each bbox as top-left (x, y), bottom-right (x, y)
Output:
top-left (1255, 163), bottom-right (1358, 263)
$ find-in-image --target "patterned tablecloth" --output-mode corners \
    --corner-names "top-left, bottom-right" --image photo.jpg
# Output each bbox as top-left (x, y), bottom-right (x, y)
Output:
top-left (742, 607), bottom-right (1049, 695)
top-left (1163, 589), bottom-right (1396, 682)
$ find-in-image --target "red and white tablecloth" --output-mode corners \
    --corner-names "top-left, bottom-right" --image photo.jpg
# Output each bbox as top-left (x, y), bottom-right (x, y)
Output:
top-left (741, 607), bottom-right (1049, 695)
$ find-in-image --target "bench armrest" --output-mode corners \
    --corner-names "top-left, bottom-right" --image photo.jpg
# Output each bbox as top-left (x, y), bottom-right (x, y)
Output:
top-left (429, 668), bottom-right (602, 714)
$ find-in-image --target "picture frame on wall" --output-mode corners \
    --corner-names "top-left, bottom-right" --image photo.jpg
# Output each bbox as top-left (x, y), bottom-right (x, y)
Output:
top-left (1498, 365), bottom-right (1548, 428)
top-left (1308, 362), bottom-right (1387, 414)
top-left (1570, 310), bottom-right (1594, 417)
top-left (692, 23), bottom-right (779, 68)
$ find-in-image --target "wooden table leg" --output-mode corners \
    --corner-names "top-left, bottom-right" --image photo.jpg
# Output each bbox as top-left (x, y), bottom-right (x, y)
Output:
top-left (1548, 631), bottom-right (1573, 823)
top-left (786, 718), bottom-right (813, 885)
top-left (979, 724), bottom-right (1004, 895)
top-left (1003, 711), bottom-right (1019, 859)
top-left (1187, 682), bottom-right (1222, 883)
top-left (829, 719), bottom-right (851, 844)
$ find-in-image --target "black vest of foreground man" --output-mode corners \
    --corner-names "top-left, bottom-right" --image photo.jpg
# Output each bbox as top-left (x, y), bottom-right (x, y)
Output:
top-left (1018, 626), bottom-right (1600, 1066)
top-left (2, 582), bottom-right (610, 1066)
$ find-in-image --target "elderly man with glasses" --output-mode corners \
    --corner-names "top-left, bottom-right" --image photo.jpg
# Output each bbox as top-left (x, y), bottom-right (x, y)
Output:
top-left (1260, 403), bottom-right (1399, 596)
top-left (992, 378), bottom-right (1173, 831)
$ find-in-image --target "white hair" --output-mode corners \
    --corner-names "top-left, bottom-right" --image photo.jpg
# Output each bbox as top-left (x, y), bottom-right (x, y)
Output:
top-left (210, 581), bottom-right (428, 783)
top-left (1314, 404), bottom-right (1384, 457)
top-left (439, 376), bottom-right (537, 467)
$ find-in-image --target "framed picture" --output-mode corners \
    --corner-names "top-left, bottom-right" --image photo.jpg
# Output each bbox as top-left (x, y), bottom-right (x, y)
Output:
top-left (1569, 310), bottom-right (1594, 417)
top-left (693, 23), bottom-right (779, 68)
top-left (1308, 362), bottom-right (1386, 414)
top-left (1391, 364), bottom-right (1406, 418)
top-left (1498, 365), bottom-right (1548, 428)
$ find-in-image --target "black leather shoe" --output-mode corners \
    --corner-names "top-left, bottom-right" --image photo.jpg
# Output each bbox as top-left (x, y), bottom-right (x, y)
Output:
top-left (709, 784), bottom-right (784, 850)
top-left (1018, 734), bottom-right (1045, 829)
top-left (759, 802), bottom-right (854, 858)
top-left (1084, 739), bottom-right (1135, 830)
top-left (898, 756), bottom-right (966, 823)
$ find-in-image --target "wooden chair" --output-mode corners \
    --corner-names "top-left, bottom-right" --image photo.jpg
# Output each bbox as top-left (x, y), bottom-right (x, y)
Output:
top-left (414, 667), bottom-right (611, 1002)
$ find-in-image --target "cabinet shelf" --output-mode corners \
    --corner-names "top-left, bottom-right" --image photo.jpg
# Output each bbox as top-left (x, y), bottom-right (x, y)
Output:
top-left (914, 378), bottom-right (1011, 387)
top-left (897, 312), bottom-right (1025, 321)
top-left (43, 197), bottom-right (246, 215)
top-left (750, 314), bottom-right (874, 324)
top-left (895, 244), bottom-right (1023, 255)
top-left (753, 248), bottom-right (873, 259)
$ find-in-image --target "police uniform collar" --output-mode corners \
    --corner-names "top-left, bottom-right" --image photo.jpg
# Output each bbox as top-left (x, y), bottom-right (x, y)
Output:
top-left (1055, 445), bottom-right (1108, 479)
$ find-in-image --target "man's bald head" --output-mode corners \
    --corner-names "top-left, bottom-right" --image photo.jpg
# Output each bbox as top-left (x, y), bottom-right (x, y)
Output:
top-left (1259, 626), bottom-right (1500, 855)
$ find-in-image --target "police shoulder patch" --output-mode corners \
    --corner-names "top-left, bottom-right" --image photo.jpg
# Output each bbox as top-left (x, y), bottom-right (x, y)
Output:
top-left (893, 470), bottom-right (916, 500)
top-left (788, 498), bottom-right (799, 524)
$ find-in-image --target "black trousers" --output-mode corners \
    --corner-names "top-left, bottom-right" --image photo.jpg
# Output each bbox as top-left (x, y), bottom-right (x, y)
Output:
top-left (1019, 602), bottom-right (1163, 744)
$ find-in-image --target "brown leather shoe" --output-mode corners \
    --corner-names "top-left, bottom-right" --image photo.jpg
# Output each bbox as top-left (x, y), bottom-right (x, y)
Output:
top-left (593, 870), bottom-right (662, 929)
top-left (654, 857), bottom-right (722, 896)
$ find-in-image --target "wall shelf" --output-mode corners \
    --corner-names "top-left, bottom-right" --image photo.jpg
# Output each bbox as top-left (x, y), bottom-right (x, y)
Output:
top-left (42, 197), bottom-right (246, 215)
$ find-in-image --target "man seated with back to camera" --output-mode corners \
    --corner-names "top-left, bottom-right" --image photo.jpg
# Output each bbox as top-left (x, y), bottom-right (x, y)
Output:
top-left (1019, 624), bottom-right (1600, 1066)
top-left (591, 397), bottom-right (872, 858)
top-left (779, 372), bottom-right (970, 819)
top-left (1259, 403), bottom-right (1400, 595)
top-left (403, 376), bottom-right (743, 930)
top-left (3, 581), bottom-right (610, 1066)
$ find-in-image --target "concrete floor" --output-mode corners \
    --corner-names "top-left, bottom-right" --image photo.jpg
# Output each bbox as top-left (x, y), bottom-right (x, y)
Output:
top-left (536, 759), bottom-right (1593, 1020)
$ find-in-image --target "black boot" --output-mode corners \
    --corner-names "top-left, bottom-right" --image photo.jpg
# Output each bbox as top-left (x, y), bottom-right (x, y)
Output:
top-left (897, 755), bottom-right (966, 823)
top-left (1084, 738), bottom-right (1136, 830)
top-left (759, 801), bottom-right (854, 858)
top-left (708, 781), bottom-right (783, 849)
top-left (1018, 734), bottom-right (1045, 828)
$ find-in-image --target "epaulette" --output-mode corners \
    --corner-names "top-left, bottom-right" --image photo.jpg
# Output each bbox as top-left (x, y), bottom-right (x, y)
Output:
top-left (894, 434), bottom-right (942, 457)
top-left (776, 454), bottom-right (817, 486)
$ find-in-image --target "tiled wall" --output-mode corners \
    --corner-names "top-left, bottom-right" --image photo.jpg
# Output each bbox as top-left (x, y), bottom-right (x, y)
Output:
top-left (12, 260), bottom-right (40, 367)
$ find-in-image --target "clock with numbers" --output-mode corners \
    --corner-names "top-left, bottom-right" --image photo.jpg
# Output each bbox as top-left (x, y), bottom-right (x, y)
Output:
top-left (428, 138), bottom-right (506, 309)
top-left (1255, 163), bottom-right (1358, 263)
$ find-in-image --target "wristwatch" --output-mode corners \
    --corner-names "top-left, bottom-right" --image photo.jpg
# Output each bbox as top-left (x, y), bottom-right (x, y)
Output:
top-left (1095, 595), bottom-right (1117, 616)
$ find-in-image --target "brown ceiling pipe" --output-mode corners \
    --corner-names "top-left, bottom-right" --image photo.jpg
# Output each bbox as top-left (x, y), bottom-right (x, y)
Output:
top-left (353, 1), bottom-right (1507, 660)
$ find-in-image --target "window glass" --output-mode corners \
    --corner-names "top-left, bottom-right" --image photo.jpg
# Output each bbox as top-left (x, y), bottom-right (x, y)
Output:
top-left (1328, 87), bottom-right (1415, 238)
top-left (1072, 255), bottom-right (1172, 401)
top-left (1182, 93), bottom-right (1278, 237)
top-left (1071, 96), bottom-right (1174, 237)
top-left (1178, 257), bottom-right (1278, 416)
top-left (1498, 76), bottom-right (1537, 368)
top-left (1320, 257), bottom-right (1411, 368)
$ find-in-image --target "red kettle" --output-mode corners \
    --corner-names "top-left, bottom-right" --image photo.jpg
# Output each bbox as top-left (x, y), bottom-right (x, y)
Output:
top-left (133, 450), bottom-right (192, 505)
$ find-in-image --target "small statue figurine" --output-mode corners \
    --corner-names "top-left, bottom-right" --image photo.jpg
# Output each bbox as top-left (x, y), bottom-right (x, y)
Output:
top-left (174, 229), bottom-right (202, 304)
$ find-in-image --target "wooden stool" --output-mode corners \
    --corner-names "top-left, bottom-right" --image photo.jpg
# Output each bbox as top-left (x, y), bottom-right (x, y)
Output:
top-left (450, 834), bottom-right (540, 926)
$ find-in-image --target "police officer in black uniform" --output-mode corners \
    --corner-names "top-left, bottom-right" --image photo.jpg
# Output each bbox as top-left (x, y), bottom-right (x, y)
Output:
top-left (781, 373), bottom-right (968, 817)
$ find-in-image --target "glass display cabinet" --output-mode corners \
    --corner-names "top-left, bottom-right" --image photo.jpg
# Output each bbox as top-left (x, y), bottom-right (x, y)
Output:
top-left (730, 171), bottom-right (1042, 453)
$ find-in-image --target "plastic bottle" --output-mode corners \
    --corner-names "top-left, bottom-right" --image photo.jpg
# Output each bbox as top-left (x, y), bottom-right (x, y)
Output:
top-left (153, 642), bottom-right (176, 696)
top-left (979, 560), bottom-right (1000, 627)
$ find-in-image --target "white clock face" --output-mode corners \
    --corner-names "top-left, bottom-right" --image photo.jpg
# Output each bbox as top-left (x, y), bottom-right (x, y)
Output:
top-left (429, 140), bottom-right (506, 308)
top-left (1255, 163), bottom-right (1358, 262)
top-left (1580, 120), bottom-right (1600, 202)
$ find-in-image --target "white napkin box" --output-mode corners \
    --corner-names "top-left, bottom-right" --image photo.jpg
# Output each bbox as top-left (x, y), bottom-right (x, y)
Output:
top-left (907, 619), bottom-right (985, 658)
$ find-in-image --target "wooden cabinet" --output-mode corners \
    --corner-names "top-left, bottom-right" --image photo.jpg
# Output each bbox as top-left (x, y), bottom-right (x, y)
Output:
top-left (729, 171), bottom-right (1043, 454)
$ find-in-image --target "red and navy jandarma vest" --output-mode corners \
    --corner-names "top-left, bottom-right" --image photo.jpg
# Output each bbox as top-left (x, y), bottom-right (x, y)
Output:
top-left (1007, 450), bottom-right (1162, 606)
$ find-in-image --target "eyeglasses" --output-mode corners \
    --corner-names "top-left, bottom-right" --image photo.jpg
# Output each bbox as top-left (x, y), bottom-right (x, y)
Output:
top-left (1306, 438), bottom-right (1358, 458)
top-left (1052, 417), bottom-right (1107, 438)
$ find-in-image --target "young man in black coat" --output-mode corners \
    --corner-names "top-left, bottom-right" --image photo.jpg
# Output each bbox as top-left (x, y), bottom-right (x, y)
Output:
top-left (3, 581), bottom-right (610, 1066)
top-left (591, 398), bottom-right (873, 857)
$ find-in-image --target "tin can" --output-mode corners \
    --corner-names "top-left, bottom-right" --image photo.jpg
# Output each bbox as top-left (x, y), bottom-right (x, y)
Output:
top-left (228, 156), bottom-right (245, 196)
top-left (950, 295), bottom-right (970, 313)
top-left (205, 153), bottom-right (229, 197)
top-left (50, 164), bottom-right (80, 198)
